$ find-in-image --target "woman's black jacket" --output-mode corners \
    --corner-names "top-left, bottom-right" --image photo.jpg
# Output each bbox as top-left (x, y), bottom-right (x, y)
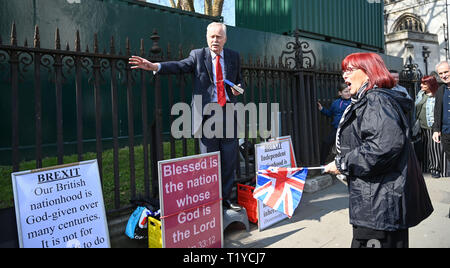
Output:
top-left (335, 88), bottom-right (433, 231)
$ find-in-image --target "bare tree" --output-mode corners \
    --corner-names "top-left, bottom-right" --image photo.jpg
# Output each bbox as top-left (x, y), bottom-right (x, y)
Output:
top-left (182, 0), bottom-right (195, 12)
top-left (169, 0), bottom-right (194, 12)
top-left (204, 0), bottom-right (212, 16)
top-left (168, 0), bottom-right (178, 9)
top-left (211, 0), bottom-right (224, 17)
top-left (169, 0), bottom-right (224, 17)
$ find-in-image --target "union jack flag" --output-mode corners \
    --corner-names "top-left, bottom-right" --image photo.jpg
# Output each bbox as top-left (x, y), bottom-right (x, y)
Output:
top-left (253, 167), bottom-right (308, 218)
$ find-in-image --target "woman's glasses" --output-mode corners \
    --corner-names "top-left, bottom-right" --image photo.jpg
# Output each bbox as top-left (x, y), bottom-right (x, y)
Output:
top-left (342, 67), bottom-right (359, 75)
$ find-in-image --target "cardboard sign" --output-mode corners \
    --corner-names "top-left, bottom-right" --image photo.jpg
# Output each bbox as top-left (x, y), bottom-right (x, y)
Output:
top-left (11, 160), bottom-right (110, 248)
top-left (255, 136), bottom-right (296, 231)
top-left (158, 152), bottom-right (223, 248)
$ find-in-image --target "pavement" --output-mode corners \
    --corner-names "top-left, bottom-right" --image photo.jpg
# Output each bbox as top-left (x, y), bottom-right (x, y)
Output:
top-left (224, 174), bottom-right (450, 248)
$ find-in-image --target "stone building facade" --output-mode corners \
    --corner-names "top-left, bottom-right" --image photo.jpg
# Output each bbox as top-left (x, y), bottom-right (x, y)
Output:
top-left (384, 0), bottom-right (449, 75)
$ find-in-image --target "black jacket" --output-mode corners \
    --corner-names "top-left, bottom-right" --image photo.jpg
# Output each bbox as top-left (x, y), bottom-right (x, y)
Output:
top-left (159, 47), bottom-right (242, 136)
top-left (432, 84), bottom-right (448, 133)
top-left (159, 47), bottom-right (242, 107)
top-left (335, 88), bottom-right (433, 231)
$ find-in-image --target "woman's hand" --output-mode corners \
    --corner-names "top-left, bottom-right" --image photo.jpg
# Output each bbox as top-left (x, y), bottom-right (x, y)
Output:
top-left (324, 161), bottom-right (341, 175)
top-left (433, 132), bottom-right (441, 143)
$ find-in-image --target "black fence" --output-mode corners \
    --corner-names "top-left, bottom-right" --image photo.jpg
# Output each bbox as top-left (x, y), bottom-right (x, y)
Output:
top-left (0, 23), bottom-right (343, 213)
top-left (399, 55), bottom-right (423, 100)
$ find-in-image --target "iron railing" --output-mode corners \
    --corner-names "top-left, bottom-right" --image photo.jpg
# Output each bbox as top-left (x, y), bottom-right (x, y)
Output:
top-left (0, 23), bottom-right (343, 213)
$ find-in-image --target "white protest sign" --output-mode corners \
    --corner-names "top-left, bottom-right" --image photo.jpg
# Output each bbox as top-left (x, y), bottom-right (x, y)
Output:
top-left (11, 160), bottom-right (110, 248)
top-left (255, 136), bottom-right (296, 231)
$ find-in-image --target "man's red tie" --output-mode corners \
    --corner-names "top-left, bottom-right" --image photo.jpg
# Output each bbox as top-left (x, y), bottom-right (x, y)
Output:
top-left (216, 55), bottom-right (226, 107)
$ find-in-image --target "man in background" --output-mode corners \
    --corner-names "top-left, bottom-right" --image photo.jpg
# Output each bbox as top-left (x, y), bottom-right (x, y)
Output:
top-left (390, 70), bottom-right (412, 99)
top-left (433, 61), bottom-right (450, 158)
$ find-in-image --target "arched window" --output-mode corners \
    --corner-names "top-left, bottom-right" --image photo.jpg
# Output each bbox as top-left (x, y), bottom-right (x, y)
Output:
top-left (392, 14), bottom-right (425, 33)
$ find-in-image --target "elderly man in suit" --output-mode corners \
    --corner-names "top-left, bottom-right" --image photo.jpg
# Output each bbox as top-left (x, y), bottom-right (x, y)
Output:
top-left (129, 22), bottom-right (243, 211)
top-left (433, 62), bottom-right (450, 160)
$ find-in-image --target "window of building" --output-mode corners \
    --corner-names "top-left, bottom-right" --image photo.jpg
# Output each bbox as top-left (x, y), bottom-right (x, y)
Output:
top-left (392, 14), bottom-right (425, 33)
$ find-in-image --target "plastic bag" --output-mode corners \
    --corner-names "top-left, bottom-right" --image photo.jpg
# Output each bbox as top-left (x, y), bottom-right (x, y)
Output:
top-left (125, 198), bottom-right (160, 240)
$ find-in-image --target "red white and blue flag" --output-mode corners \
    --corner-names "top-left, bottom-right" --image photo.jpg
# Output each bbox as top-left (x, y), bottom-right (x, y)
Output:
top-left (253, 167), bottom-right (308, 218)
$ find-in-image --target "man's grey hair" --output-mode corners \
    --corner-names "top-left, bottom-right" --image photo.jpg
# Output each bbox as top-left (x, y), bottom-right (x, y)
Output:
top-left (207, 22), bottom-right (227, 36)
top-left (436, 61), bottom-right (450, 70)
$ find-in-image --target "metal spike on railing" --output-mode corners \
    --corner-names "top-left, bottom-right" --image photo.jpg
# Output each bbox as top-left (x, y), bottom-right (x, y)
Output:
top-left (34, 25), bottom-right (40, 48)
top-left (55, 28), bottom-right (61, 50)
top-left (150, 29), bottom-right (161, 55)
top-left (166, 42), bottom-right (171, 60)
top-left (178, 44), bottom-right (183, 59)
top-left (11, 21), bottom-right (17, 46)
top-left (66, 41), bottom-right (70, 51)
top-left (24, 38), bottom-right (28, 47)
top-left (278, 56), bottom-right (283, 69)
top-left (140, 38), bottom-right (145, 57)
top-left (110, 35), bottom-right (115, 55)
top-left (75, 30), bottom-right (80, 52)
top-left (93, 33), bottom-right (98, 53)
top-left (126, 37), bottom-right (130, 56)
top-left (85, 44), bottom-right (89, 53)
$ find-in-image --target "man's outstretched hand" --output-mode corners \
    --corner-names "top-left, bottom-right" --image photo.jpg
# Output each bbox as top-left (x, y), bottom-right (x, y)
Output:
top-left (128, 56), bottom-right (159, 72)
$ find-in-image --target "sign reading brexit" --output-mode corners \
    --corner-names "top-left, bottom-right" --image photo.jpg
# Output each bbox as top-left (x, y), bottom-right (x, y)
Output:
top-left (11, 160), bottom-right (110, 248)
top-left (158, 152), bottom-right (223, 248)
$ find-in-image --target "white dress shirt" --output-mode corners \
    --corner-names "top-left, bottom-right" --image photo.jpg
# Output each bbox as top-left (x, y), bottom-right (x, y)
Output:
top-left (210, 50), bottom-right (230, 102)
top-left (155, 49), bottom-right (230, 102)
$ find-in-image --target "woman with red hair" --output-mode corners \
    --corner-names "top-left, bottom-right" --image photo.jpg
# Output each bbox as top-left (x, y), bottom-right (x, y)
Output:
top-left (415, 75), bottom-right (447, 178)
top-left (324, 52), bottom-right (433, 248)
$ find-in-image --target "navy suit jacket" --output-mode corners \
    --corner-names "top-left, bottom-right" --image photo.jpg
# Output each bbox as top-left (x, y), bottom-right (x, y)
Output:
top-left (159, 47), bottom-right (242, 135)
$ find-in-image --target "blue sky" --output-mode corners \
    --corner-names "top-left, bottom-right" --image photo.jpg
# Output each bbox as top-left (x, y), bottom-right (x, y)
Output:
top-left (145, 0), bottom-right (236, 26)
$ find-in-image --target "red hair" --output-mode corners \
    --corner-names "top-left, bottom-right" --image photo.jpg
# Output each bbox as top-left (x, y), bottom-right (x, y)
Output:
top-left (421, 76), bottom-right (439, 96)
top-left (342, 53), bottom-right (396, 90)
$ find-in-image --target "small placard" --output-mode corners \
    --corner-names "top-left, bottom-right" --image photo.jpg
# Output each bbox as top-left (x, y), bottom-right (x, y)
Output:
top-left (11, 160), bottom-right (110, 248)
top-left (158, 152), bottom-right (223, 248)
top-left (255, 136), bottom-right (297, 231)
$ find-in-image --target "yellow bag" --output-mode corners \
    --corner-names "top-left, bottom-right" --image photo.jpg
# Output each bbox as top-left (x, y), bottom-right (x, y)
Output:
top-left (148, 217), bottom-right (162, 248)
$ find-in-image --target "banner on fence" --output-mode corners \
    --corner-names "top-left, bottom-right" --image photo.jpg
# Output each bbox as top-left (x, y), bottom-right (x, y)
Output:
top-left (255, 136), bottom-right (297, 231)
top-left (158, 152), bottom-right (223, 248)
top-left (11, 160), bottom-right (110, 248)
